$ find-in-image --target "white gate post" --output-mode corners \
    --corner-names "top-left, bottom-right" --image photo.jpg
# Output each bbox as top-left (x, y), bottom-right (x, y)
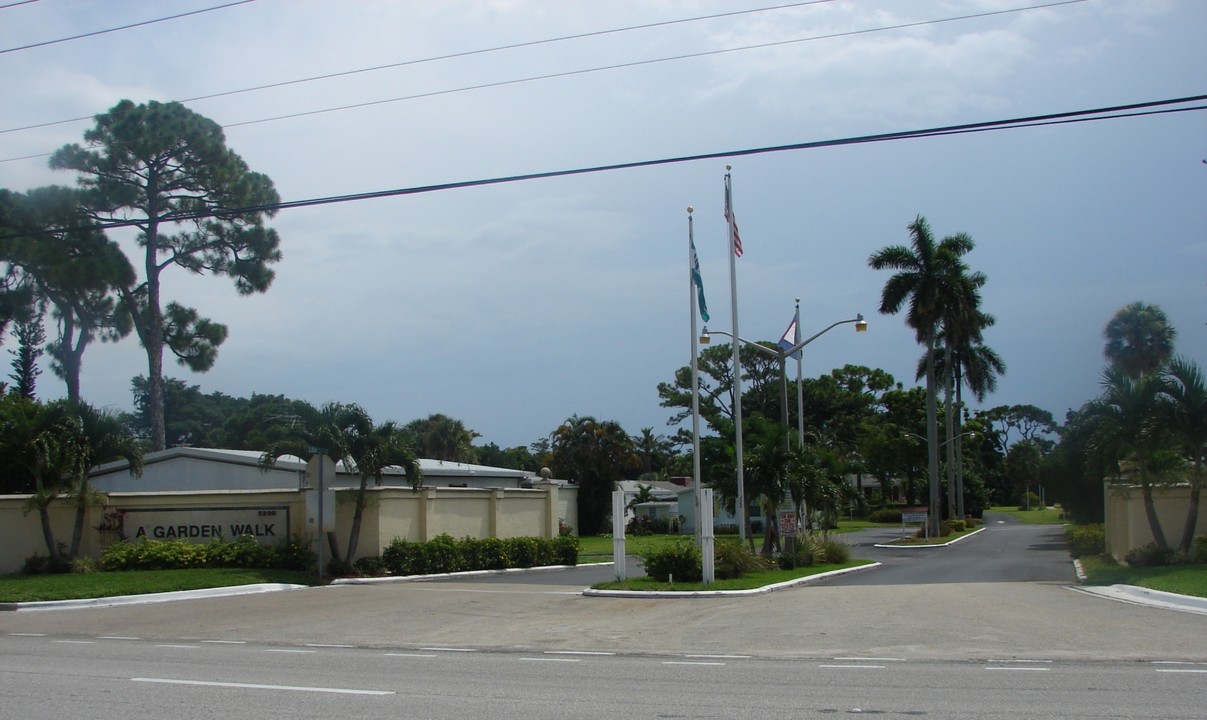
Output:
top-left (612, 489), bottom-right (626, 581)
top-left (700, 488), bottom-right (715, 584)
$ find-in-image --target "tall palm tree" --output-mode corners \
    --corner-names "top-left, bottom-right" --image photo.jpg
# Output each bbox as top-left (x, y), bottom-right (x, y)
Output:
top-left (1161, 356), bottom-right (1207, 554)
top-left (404, 413), bottom-right (480, 463)
top-left (262, 402), bottom-right (421, 566)
top-left (869, 216), bottom-right (977, 535)
top-left (1103, 302), bottom-right (1176, 379)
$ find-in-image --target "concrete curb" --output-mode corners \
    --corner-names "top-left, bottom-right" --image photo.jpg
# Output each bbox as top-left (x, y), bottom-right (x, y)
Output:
top-left (872, 526), bottom-right (986, 549)
top-left (331, 563), bottom-right (587, 585)
top-left (0, 583), bottom-right (309, 612)
top-left (1069, 584), bottom-right (1207, 616)
top-left (581, 561), bottom-right (881, 599)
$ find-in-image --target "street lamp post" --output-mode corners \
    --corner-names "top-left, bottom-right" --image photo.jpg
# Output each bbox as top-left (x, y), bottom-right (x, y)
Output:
top-left (700, 310), bottom-right (866, 538)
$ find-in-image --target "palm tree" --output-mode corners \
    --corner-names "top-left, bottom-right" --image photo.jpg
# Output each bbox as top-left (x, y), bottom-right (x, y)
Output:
top-left (67, 402), bottom-right (143, 557)
top-left (869, 216), bottom-right (978, 535)
top-left (1103, 302), bottom-right (1176, 379)
top-left (404, 413), bottom-right (480, 463)
top-left (261, 402), bottom-right (421, 566)
top-left (0, 396), bottom-right (86, 563)
top-left (549, 415), bottom-right (637, 536)
top-left (1089, 367), bottom-right (1174, 550)
top-left (1161, 356), bottom-right (1207, 554)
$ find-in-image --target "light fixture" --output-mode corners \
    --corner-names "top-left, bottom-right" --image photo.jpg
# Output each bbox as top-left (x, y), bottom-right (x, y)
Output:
top-left (855, 313), bottom-right (868, 333)
top-left (699, 326), bottom-right (710, 345)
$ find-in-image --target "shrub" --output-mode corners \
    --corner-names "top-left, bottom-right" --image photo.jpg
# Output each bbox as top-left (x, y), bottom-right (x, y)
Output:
top-left (777, 541), bottom-right (814, 570)
top-left (714, 539), bottom-right (766, 580)
top-left (941, 519), bottom-right (966, 535)
top-left (382, 539), bottom-right (427, 575)
top-left (867, 508), bottom-right (902, 523)
top-left (461, 537), bottom-right (510, 570)
top-left (22, 553), bottom-right (74, 575)
top-left (270, 537), bottom-right (317, 572)
top-left (1125, 542), bottom-right (1176, 568)
top-left (423, 534), bottom-right (463, 574)
top-left (1193, 535), bottom-right (1207, 565)
top-left (506, 536), bottom-right (541, 568)
top-left (809, 536), bottom-right (850, 564)
top-left (552, 535), bottom-right (579, 566)
top-left (352, 555), bottom-right (387, 576)
top-left (1019, 492), bottom-right (1042, 511)
top-left (641, 538), bottom-right (702, 582)
top-left (1065, 524), bottom-right (1105, 559)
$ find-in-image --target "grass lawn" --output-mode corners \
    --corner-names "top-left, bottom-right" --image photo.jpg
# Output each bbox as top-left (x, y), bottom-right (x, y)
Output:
top-left (986, 505), bottom-right (1066, 524)
top-left (0, 568), bottom-right (319, 604)
top-left (591, 560), bottom-right (874, 592)
top-left (1078, 555), bottom-right (1207, 599)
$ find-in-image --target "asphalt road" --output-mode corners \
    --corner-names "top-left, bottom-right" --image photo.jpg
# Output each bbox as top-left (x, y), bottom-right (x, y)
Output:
top-left (4, 521), bottom-right (1207, 718)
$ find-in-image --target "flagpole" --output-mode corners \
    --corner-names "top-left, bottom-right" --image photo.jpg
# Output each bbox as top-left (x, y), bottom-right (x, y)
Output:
top-left (794, 298), bottom-right (804, 448)
top-left (725, 166), bottom-right (747, 544)
top-left (688, 207), bottom-right (703, 545)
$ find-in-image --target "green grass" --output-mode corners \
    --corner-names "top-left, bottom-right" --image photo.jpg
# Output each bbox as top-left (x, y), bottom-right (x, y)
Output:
top-left (1079, 556), bottom-right (1207, 598)
top-left (986, 505), bottom-right (1066, 525)
top-left (591, 560), bottom-right (873, 592)
top-left (0, 568), bottom-right (319, 604)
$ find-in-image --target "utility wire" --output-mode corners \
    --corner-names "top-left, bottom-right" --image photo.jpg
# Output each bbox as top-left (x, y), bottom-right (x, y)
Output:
top-left (0, 0), bottom-right (1095, 155)
top-left (0, 0), bottom-right (256, 54)
top-left (0, 0), bottom-right (41, 10)
top-left (32, 94), bottom-right (1205, 237)
top-left (2, 0), bottom-right (834, 135)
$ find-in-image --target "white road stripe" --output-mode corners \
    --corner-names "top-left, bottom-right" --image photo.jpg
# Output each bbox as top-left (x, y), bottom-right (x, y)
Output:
top-left (1156, 669), bottom-right (1207, 674)
top-left (202, 640), bottom-right (246, 645)
top-left (833, 657), bottom-right (905, 662)
top-left (54, 640), bottom-right (95, 645)
top-left (686, 654), bottom-right (750, 659)
top-left (521, 657), bottom-right (581, 663)
top-left (819, 664), bottom-right (886, 669)
top-left (97, 636), bottom-right (140, 641)
top-left (664, 661), bottom-right (725, 666)
top-left (7, 633), bottom-right (46, 637)
top-left (132, 677), bottom-right (393, 696)
top-left (384, 653), bottom-right (437, 658)
top-left (155, 644), bottom-right (199, 649)
top-left (305, 643), bottom-right (355, 648)
top-left (419, 647), bottom-right (477, 652)
top-left (985, 667), bottom-right (1050, 671)
top-left (264, 648), bottom-right (315, 654)
top-left (546, 650), bottom-right (615, 656)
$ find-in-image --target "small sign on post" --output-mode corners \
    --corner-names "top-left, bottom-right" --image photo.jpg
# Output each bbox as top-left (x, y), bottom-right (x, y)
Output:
top-left (901, 508), bottom-right (928, 539)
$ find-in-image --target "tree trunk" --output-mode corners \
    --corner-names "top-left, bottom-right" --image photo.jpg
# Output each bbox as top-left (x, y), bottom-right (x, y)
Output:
top-left (70, 491), bottom-right (87, 558)
top-left (943, 340), bottom-right (957, 521)
top-left (344, 478), bottom-right (368, 565)
top-left (38, 503), bottom-right (60, 562)
top-left (1179, 458), bottom-right (1202, 554)
top-left (925, 332), bottom-right (941, 537)
top-left (1140, 471), bottom-right (1168, 550)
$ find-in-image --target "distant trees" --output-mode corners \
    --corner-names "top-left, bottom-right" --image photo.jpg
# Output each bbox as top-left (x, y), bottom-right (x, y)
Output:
top-left (549, 415), bottom-right (638, 536)
top-left (404, 413), bottom-right (480, 463)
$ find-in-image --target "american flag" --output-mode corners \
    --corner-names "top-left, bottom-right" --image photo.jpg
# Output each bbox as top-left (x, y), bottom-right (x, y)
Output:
top-left (724, 179), bottom-right (743, 257)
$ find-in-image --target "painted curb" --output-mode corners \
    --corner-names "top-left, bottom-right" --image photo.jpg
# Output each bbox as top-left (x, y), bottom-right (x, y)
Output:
top-left (0, 583), bottom-right (309, 612)
top-left (581, 561), bottom-right (881, 599)
top-left (1069, 584), bottom-right (1207, 616)
top-left (873, 526), bottom-right (986, 549)
top-left (331, 563), bottom-right (585, 585)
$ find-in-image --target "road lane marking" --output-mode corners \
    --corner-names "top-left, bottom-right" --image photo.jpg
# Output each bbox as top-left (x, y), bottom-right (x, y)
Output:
top-left (419, 647), bottom-right (477, 652)
top-left (54, 640), bottom-right (95, 644)
top-left (546, 651), bottom-right (615, 656)
top-left (833, 657), bottom-right (905, 662)
top-left (155, 644), bottom-right (199, 649)
top-left (264, 648), bottom-right (315, 654)
top-left (132, 678), bottom-right (393, 695)
top-left (305, 643), bottom-right (355, 648)
top-left (202, 640), bottom-right (246, 645)
top-left (664, 661), bottom-right (726, 666)
top-left (8, 633), bottom-right (46, 637)
top-left (985, 667), bottom-right (1050, 671)
top-left (384, 653), bottom-right (437, 658)
top-left (686, 654), bottom-right (750, 659)
top-left (522, 657), bottom-right (581, 663)
top-left (819, 664), bottom-right (886, 669)
top-left (1156, 669), bottom-right (1207, 674)
top-left (97, 636), bottom-right (140, 641)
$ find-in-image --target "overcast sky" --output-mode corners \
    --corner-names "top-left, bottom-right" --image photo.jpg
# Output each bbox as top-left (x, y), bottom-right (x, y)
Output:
top-left (1, 0), bottom-right (1204, 450)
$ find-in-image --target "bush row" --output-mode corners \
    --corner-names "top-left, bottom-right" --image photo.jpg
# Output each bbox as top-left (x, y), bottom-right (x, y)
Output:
top-left (1065, 524), bottom-right (1105, 558)
top-left (99, 535), bottom-right (315, 572)
top-left (367, 534), bottom-right (579, 577)
top-left (639, 536), bottom-right (852, 583)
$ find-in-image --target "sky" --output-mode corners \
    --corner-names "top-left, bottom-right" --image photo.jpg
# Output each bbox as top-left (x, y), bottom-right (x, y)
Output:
top-left (1, 0), bottom-right (1204, 450)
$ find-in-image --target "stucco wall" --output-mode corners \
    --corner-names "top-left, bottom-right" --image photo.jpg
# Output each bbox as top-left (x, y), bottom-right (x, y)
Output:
top-left (1105, 484), bottom-right (1207, 560)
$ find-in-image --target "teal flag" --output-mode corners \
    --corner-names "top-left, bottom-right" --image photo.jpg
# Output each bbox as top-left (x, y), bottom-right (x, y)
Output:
top-left (690, 237), bottom-right (710, 323)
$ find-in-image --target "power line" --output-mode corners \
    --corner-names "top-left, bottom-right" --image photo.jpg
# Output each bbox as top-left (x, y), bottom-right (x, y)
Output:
top-left (228, 0), bottom-right (1089, 130)
top-left (0, 1), bottom-right (41, 10)
top-left (2, 0), bottom-right (834, 135)
top-left (0, 0), bottom-right (1083, 141)
top-left (35, 94), bottom-right (1206, 236)
top-left (0, 0), bottom-right (256, 54)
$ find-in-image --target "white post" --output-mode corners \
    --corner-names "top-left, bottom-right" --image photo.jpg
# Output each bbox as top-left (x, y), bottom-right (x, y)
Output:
top-left (725, 168), bottom-right (747, 544)
top-left (612, 489), bottom-right (626, 581)
top-left (700, 488), bottom-right (715, 584)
